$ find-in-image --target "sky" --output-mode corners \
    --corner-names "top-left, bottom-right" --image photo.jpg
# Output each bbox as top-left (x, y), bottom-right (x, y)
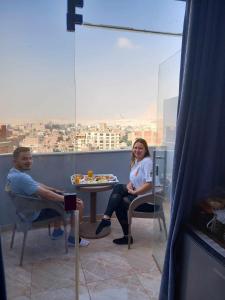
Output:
top-left (0, 0), bottom-right (186, 124)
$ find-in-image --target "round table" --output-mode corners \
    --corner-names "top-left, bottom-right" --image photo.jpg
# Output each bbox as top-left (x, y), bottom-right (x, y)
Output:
top-left (77, 184), bottom-right (114, 239)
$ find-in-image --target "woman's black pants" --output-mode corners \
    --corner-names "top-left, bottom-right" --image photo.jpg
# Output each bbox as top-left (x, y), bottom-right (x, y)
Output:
top-left (104, 184), bottom-right (136, 236)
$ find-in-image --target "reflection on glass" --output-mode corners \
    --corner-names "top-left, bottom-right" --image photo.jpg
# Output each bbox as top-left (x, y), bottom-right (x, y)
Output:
top-left (152, 50), bottom-right (181, 271)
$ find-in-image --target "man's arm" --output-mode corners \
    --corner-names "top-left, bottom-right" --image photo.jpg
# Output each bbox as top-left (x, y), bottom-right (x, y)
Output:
top-left (36, 186), bottom-right (64, 202)
top-left (38, 183), bottom-right (63, 194)
top-left (37, 186), bottom-right (84, 209)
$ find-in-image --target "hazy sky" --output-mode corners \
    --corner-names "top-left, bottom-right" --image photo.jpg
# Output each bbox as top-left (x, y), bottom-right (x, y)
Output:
top-left (0, 0), bottom-right (185, 124)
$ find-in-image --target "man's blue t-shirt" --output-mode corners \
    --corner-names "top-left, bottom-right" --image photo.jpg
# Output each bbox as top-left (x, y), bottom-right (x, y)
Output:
top-left (6, 168), bottom-right (39, 195)
top-left (6, 168), bottom-right (40, 221)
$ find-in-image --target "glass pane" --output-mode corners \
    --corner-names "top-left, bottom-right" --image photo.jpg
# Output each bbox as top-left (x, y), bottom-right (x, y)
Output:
top-left (0, 0), bottom-right (185, 299)
top-left (0, 1), bottom-right (80, 299)
top-left (152, 51), bottom-right (181, 271)
top-left (0, 0), bottom-right (75, 154)
top-left (74, 29), bottom-right (182, 151)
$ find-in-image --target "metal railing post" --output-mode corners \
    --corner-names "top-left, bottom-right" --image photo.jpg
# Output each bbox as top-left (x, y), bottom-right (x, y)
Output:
top-left (75, 210), bottom-right (79, 300)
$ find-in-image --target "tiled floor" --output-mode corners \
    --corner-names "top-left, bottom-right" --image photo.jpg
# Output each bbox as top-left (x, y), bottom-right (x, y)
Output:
top-left (1, 218), bottom-right (165, 300)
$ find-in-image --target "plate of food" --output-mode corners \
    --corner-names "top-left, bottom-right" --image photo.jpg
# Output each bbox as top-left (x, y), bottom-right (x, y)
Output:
top-left (71, 173), bottom-right (118, 186)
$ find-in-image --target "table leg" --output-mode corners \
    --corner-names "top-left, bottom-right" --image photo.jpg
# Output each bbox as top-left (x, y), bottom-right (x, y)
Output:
top-left (79, 187), bottom-right (112, 239)
top-left (90, 192), bottom-right (96, 223)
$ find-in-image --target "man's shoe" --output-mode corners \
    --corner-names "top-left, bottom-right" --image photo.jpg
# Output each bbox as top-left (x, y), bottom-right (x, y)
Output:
top-left (79, 239), bottom-right (90, 247)
top-left (51, 228), bottom-right (64, 240)
top-left (95, 218), bottom-right (111, 235)
top-left (113, 236), bottom-right (133, 245)
top-left (68, 236), bottom-right (90, 247)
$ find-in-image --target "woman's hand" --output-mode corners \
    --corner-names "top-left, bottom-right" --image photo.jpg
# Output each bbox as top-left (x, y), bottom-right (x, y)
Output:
top-left (131, 182), bottom-right (152, 196)
top-left (127, 187), bottom-right (136, 195)
top-left (126, 182), bottom-right (133, 190)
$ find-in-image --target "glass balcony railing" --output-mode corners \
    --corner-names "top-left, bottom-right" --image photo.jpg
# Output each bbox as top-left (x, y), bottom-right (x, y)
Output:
top-left (0, 149), bottom-right (170, 299)
top-left (0, 0), bottom-right (185, 297)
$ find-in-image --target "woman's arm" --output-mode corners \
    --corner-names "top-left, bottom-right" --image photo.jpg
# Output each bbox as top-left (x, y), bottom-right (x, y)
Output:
top-left (127, 182), bottom-right (152, 196)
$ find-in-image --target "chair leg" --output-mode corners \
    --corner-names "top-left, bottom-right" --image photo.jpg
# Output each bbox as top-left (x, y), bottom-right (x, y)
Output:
top-left (161, 213), bottom-right (168, 239)
top-left (48, 223), bottom-right (51, 236)
top-left (128, 222), bottom-right (132, 249)
top-left (63, 219), bottom-right (68, 254)
top-left (10, 224), bottom-right (16, 249)
top-left (20, 230), bottom-right (28, 266)
top-left (158, 217), bottom-right (162, 231)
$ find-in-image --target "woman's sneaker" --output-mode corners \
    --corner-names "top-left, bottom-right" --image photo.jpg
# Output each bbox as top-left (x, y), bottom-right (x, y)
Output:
top-left (51, 228), bottom-right (64, 240)
top-left (113, 236), bottom-right (133, 245)
top-left (95, 218), bottom-right (111, 235)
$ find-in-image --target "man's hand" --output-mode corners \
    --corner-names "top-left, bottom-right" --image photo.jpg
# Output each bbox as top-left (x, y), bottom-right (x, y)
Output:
top-left (76, 198), bottom-right (84, 209)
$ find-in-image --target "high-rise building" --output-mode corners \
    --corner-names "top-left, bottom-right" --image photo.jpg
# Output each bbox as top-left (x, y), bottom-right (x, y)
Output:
top-left (128, 129), bottom-right (159, 146)
top-left (0, 141), bottom-right (14, 154)
top-left (0, 125), bottom-right (7, 140)
top-left (98, 123), bottom-right (107, 131)
top-left (163, 96), bottom-right (178, 149)
top-left (86, 131), bottom-right (120, 150)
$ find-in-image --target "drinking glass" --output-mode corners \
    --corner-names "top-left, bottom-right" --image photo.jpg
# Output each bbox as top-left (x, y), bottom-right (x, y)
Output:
top-left (87, 170), bottom-right (94, 178)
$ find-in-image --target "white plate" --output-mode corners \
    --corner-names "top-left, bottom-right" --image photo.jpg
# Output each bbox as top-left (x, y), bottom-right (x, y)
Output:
top-left (71, 174), bottom-right (118, 186)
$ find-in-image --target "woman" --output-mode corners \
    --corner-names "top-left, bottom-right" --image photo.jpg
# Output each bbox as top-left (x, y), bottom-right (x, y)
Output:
top-left (96, 138), bottom-right (153, 245)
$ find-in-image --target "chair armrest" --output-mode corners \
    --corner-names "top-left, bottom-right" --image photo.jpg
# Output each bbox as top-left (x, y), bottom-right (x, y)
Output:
top-left (128, 189), bottom-right (164, 212)
top-left (129, 193), bottom-right (155, 212)
top-left (9, 193), bottom-right (65, 217)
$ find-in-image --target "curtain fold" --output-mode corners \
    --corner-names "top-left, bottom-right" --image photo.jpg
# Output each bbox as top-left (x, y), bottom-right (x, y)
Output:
top-left (0, 236), bottom-right (7, 300)
top-left (160, 1), bottom-right (225, 299)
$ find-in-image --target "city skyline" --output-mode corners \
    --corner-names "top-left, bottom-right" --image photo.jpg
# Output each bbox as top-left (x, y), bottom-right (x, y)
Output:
top-left (2, 115), bottom-right (159, 126)
top-left (0, 119), bottom-right (162, 154)
top-left (0, 0), bottom-right (185, 124)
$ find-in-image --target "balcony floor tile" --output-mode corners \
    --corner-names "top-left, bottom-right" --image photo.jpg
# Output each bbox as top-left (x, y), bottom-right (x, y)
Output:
top-left (2, 218), bottom-right (163, 300)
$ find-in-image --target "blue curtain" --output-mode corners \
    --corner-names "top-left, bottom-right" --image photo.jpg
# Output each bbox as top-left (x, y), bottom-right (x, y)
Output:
top-left (160, 1), bottom-right (225, 299)
top-left (0, 237), bottom-right (7, 300)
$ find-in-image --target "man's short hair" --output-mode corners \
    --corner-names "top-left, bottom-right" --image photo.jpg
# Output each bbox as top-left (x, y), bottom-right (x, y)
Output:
top-left (13, 147), bottom-right (31, 159)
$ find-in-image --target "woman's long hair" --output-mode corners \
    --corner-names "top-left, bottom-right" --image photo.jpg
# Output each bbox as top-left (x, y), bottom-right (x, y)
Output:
top-left (130, 138), bottom-right (150, 167)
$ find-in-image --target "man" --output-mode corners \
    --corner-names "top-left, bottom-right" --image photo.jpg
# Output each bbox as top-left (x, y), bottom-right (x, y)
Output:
top-left (6, 147), bottom-right (89, 247)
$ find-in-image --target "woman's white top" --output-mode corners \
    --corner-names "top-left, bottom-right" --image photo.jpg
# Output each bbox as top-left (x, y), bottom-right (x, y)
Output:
top-left (129, 156), bottom-right (153, 190)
